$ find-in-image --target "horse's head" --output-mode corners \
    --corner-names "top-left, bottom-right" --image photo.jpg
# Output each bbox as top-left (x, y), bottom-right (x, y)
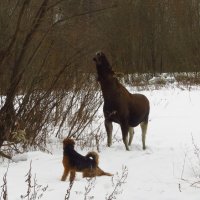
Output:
top-left (93, 51), bottom-right (114, 80)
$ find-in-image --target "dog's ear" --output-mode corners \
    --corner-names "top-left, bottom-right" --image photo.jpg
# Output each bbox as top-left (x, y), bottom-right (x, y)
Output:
top-left (70, 139), bottom-right (75, 146)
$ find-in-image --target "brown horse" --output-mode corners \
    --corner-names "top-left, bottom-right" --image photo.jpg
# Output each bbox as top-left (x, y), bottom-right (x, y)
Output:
top-left (93, 52), bottom-right (150, 151)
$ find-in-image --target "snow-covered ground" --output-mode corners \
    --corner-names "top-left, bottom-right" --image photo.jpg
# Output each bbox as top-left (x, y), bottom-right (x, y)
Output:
top-left (1, 84), bottom-right (200, 200)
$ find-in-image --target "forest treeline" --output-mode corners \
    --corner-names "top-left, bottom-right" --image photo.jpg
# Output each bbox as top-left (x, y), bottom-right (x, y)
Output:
top-left (1, 0), bottom-right (200, 91)
top-left (0, 0), bottom-right (200, 153)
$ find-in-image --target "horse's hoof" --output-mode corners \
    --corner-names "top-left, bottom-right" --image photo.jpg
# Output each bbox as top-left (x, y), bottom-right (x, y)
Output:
top-left (126, 147), bottom-right (130, 151)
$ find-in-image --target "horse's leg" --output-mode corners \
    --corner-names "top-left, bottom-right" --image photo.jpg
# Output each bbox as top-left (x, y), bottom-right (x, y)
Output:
top-left (121, 124), bottom-right (130, 151)
top-left (105, 119), bottom-right (113, 147)
top-left (140, 121), bottom-right (148, 150)
top-left (128, 127), bottom-right (134, 146)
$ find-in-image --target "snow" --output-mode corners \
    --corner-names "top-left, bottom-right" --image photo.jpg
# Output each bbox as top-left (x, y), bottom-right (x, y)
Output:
top-left (149, 73), bottom-right (176, 84)
top-left (1, 84), bottom-right (200, 200)
top-left (12, 153), bottom-right (28, 163)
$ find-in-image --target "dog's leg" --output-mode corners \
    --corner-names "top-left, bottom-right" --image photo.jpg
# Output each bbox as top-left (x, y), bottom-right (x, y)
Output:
top-left (82, 169), bottom-right (94, 178)
top-left (101, 171), bottom-right (113, 176)
top-left (82, 171), bottom-right (87, 178)
top-left (83, 168), bottom-right (113, 177)
top-left (96, 167), bottom-right (113, 176)
top-left (61, 168), bottom-right (69, 181)
top-left (121, 124), bottom-right (130, 151)
top-left (140, 121), bottom-right (148, 150)
top-left (128, 127), bottom-right (134, 146)
top-left (105, 119), bottom-right (113, 147)
top-left (69, 170), bottom-right (76, 183)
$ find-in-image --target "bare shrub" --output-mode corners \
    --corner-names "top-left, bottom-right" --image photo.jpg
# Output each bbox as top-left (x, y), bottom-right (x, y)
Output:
top-left (0, 0), bottom-right (107, 156)
top-left (106, 166), bottom-right (128, 200)
top-left (64, 178), bottom-right (95, 200)
top-left (76, 122), bottom-right (105, 152)
top-left (20, 161), bottom-right (48, 200)
top-left (190, 135), bottom-right (200, 188)
top-left (0, 72), bottom-right (102, 157)
top-left (55, 79), bottom-right (102, 140)
top-left (84, 178), bottom-right (96, 200)
top-left (175, 72), bottom-right (200, 88)
top-left (180, 135), bottom-right (200, 189)
top-left (0, 165), bottom-right (9, 200)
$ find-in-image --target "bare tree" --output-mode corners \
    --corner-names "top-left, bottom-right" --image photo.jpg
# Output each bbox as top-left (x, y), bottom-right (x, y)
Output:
top-left (0, 0), bottom-right (108, 156)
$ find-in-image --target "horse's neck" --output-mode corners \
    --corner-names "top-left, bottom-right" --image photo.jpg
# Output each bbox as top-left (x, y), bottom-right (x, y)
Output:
top-left (99, 77), bottom-right (119, 99)
top-left (100, 77), bottom-right (130, 102)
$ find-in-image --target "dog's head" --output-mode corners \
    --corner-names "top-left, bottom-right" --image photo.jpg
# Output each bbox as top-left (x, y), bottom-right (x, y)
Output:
top-left (63, 138), bottom-right (75, 149)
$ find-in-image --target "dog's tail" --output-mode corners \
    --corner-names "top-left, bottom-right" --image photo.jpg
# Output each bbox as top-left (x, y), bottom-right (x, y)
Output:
top-left (86, 151), bottom-right (99, 166)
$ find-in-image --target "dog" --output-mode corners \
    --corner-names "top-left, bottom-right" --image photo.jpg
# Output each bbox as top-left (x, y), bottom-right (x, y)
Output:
top-left (61, 138), bottom-right (113, 182)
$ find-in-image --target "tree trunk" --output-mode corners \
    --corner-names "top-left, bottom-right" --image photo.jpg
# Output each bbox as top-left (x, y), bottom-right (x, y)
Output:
top-left (0, 100), bottom-right (16, 149)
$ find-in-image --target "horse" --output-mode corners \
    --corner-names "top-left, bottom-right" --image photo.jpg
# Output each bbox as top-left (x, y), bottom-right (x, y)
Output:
top-left (93, 52), bottom-right (150, 151)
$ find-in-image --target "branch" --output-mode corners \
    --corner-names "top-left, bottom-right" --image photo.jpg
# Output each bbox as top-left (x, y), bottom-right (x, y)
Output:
top-left (47, 0), bottom-right (66, 11)
top-left (53, 5), bottom-right (117, 26)
top-left (0, 151), bottom-right (12, 160)
top-left (0, 0), bottom-right (30, 66)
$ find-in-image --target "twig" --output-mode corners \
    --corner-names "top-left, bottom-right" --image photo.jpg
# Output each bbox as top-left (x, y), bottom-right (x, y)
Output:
top-left (106, 166), bottom-right (128, 200)
top-left (180, 152), bottom-right (187, 180)
top-left (0, 164), bottom-right (9, 200)
top-left (21, 161), bottom-right (48, 199)
top-left (191, 180), bottom-right (200, 188)
top-left (84, 178), bottom-right (95, 200)
top-left (178, 183), bottom-right (182, 192)
top-left (0, 151), bottom-right (12, 160)
top-left (64, 180), bottom-right (74, 200)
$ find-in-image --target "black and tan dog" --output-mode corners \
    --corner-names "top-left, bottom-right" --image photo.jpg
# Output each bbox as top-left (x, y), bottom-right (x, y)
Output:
top-left (61, 138), bottom-right (113, 182)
